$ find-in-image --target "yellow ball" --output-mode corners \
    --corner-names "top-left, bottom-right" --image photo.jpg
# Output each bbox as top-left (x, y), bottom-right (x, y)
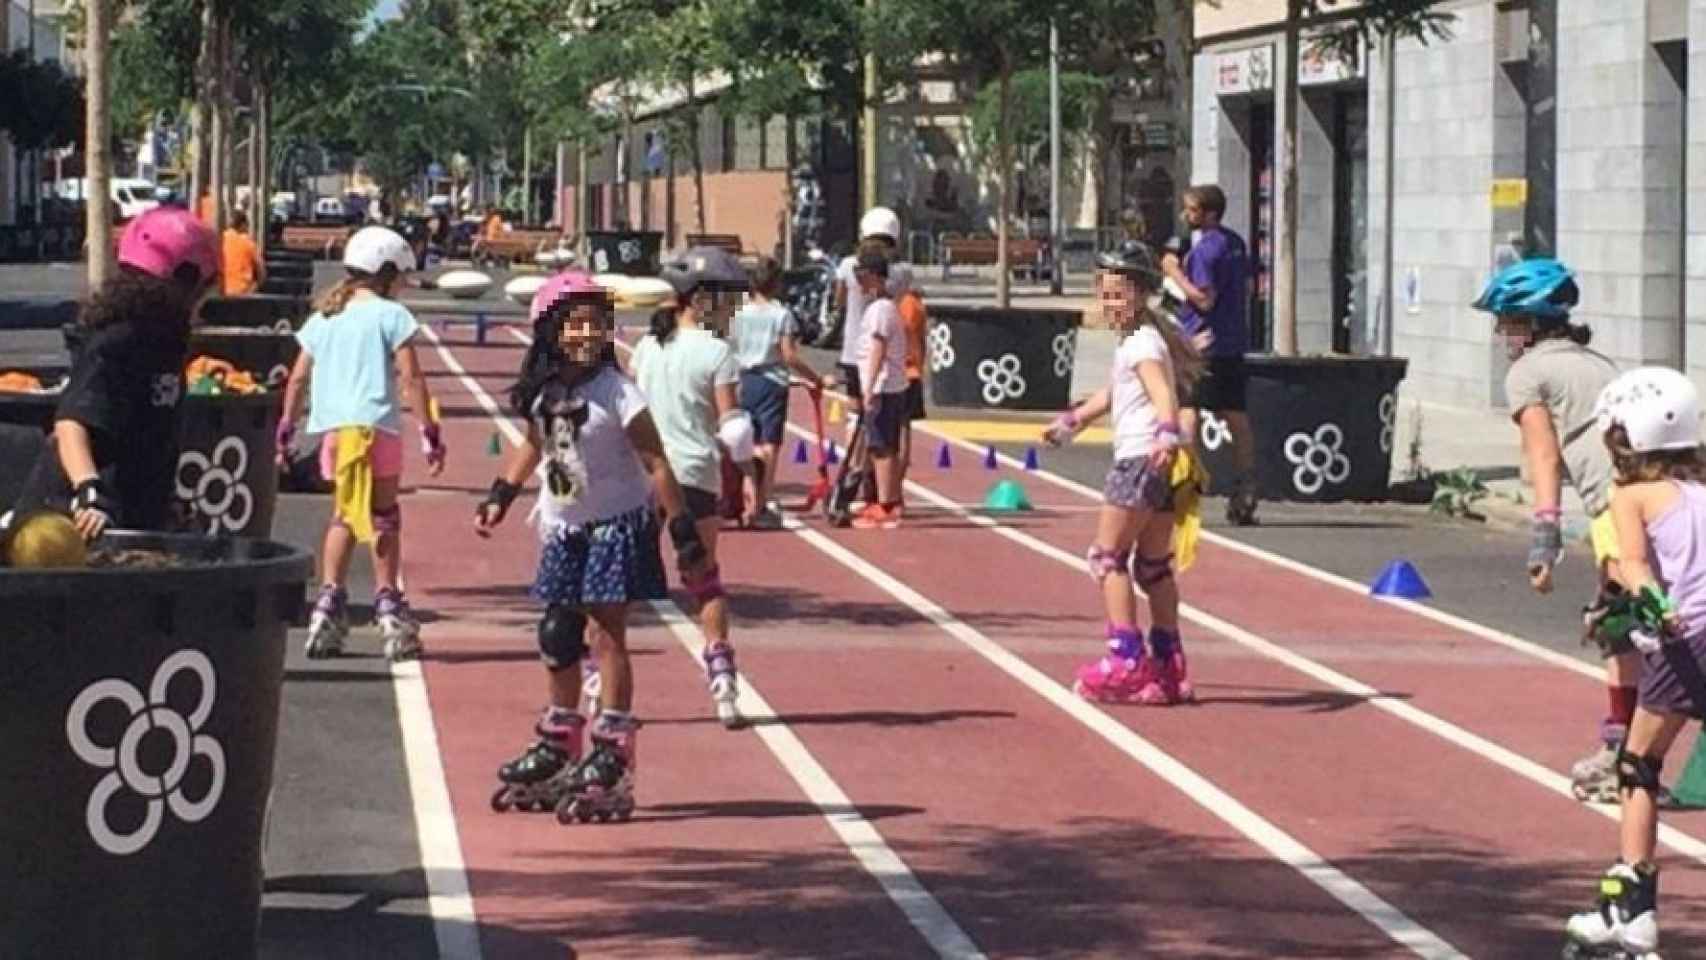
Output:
top-left (6, 511), bottom-right (88, 569)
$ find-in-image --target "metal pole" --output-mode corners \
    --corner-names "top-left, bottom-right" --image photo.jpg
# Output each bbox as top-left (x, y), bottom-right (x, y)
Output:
top-left (85, 0), bottom-right (113, 287)
top-left (523, 126), bottom-right (533, 224)
top-left (1381, 30), bottom-right (1397, 358)
top-left (1273, 0), bottom-right (1300, 356)
top-left (1049, 21), bottom-right (1063, 295)
top-left (861, 8), bottom-right (879, 215)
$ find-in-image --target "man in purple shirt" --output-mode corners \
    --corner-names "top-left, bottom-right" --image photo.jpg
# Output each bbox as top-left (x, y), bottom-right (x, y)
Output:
top-left (1160, 185), bottom-right (1259, 525)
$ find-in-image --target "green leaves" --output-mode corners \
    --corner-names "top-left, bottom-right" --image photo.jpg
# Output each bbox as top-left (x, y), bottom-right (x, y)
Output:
top-left (0, 51), bottom-right (84, 151)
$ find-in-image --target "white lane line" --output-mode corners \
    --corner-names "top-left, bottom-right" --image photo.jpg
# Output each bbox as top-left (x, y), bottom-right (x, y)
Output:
top-left (649, 601), bottom-right (986, 960)
top-left (776, 513), bottom-right (1466, 960)
top-left (900, 414), bottom-right (1603, 681)
top-left (886, 473), bottom-right (1706, 866)
top-left (447, 325), bottom-right (984, 959)
top-left (392, 659), bottom-right (485, 960)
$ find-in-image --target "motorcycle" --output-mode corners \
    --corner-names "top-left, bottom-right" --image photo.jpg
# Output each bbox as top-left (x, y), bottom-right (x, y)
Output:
top-left (781, 247), bottom-right (837, 348)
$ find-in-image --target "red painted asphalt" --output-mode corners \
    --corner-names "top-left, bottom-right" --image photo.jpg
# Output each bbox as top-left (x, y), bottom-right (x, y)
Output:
top-left (384, 325), bottom-right (1706, 958)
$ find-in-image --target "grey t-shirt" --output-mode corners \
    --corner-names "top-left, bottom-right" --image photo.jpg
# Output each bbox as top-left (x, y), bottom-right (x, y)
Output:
top-left (729, 301), bottom-right (797, 385)
top-left (1503, 339), bottom-right (1619, 517)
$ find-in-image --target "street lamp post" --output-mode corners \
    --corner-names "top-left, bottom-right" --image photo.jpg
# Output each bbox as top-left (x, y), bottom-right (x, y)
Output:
top-left (1048, 21), bottom-right (1062, 296)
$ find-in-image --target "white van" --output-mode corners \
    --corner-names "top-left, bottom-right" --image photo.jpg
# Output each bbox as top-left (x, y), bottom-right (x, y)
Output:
top-left (54, 178), bottom-right (161, 220)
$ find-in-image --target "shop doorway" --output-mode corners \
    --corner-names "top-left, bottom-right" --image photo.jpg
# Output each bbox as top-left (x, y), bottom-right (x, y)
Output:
top-left (1248, 103), bottom-right (1274, 352)
top-left (1332, 95), bottom-right (1369, 354)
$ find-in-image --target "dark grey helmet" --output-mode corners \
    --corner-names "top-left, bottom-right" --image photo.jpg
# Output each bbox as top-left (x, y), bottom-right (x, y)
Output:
top-left (661, 245), bottom-right (750, 298)
top-left (1096, 239), bottom-right (1162, 286)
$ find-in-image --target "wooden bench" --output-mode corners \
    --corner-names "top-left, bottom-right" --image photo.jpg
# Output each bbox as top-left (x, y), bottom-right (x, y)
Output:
top-left (685, 233), bottom-right (745, 257)
top-left (472, 228), bottom-right (570, 267)
top-left (940, 233), bottom-right (1045, 281)
top-left (281, 225), bottom-right (354, 259)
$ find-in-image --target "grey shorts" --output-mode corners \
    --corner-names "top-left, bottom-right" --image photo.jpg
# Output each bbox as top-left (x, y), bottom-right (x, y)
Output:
top-left (1103, 457), bottom-right (1175, 513)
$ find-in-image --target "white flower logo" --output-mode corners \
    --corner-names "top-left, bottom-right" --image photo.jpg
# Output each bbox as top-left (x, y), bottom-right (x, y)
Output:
top-left (176, 436), bottom-right (254, 534)
top-left (1378, 392), bottom-right (1397, 454)
top-left (1051, 331), bottom-right (1075, 379)
top-left (976, 354), bottom-right (1028, 405)
top-left (928, 324), bottom-right (956, 372)
top-left (1200, 411), bottom-right (1231, 451)
top-left (1283, 423), bottom-right (1351, 495)
top-left (66, 649), bottom-right (225, 856)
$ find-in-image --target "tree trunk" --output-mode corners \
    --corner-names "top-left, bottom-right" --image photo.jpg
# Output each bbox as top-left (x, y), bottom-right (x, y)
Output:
top-left (1274, 0), bottom-right (1300, 355)
top-left (1155, 0), bottom-right (1194, 233)
top-left (522, 126), bottom-right (532, 225)
top-left (686, 76), bottom-right (706, 237)
top-left (995, 61), bottom-right (1013, 308)
top-left (1089, 89), bottom-right (1114, 239)
top-left (85, 0), bottom-right (114, 286)
top-left (255, 82), bottom-right (270, 258)
top-left (208, 3), bottom-right (228, 234)
top-left (189, 0), bottom-right (216, 215)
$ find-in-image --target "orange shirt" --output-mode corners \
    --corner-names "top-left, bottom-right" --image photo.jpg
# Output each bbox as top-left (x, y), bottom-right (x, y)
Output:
top-left (897, 290), bottom-right (928, 382)
top-left (221, 229), bottom-right (259, 295)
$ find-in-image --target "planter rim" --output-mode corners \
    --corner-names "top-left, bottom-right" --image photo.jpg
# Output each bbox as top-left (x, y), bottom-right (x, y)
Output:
top-left (1241, 353), bottom-right (1409, 367)
top-left (0, 530), bottom-right (311, 596)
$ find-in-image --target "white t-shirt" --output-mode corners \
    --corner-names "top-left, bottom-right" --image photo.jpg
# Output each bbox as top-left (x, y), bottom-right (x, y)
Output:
top-left (1110, 327), bottom-right (1175, 462)
top-left (630, 328), bottom-right (740, 495)
top-left (836, 257), bottom-right (913, 367)
top-left (527, 367), bottom-right (654, 537)
top-left (858, 298), bottom-right (908, 396)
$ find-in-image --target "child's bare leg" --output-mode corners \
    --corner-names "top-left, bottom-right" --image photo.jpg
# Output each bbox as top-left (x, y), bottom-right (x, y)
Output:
top-left (1094, 505), bottom-right (1145, 628)
top-left (369, 476), bottom-right (402, 592)
top-left (1620, 709), bottom-right (1689, 866)
top-left (1133, 512), bottom-right (1178, 631)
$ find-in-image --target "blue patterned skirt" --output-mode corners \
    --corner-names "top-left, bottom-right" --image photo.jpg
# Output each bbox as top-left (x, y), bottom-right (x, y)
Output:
top-left (532, 505), bottom-right (669, 607)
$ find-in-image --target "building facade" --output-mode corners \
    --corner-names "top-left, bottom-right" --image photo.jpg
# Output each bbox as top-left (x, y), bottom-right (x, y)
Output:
top-left (3, 0), bottom-right (70, 227)
top-left (1194, 0), bottom-right (1696, 411)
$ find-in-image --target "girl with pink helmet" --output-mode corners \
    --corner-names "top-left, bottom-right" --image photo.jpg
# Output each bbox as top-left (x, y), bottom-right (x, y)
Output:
top-left (476, 271), bottom-right (708, 823)
top-left (9, 207), bottom-right (219, 539)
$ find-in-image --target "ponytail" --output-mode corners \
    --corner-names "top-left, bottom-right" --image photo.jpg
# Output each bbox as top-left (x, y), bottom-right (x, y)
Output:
top-left (1568, 323), bottom-right (1592, 346)
top-left (1142, 307), bottom-right (1206, 392)
top-left (648, 306), bottom-right (678, 345)
top-left (314, 265), bottom-right (397, 318)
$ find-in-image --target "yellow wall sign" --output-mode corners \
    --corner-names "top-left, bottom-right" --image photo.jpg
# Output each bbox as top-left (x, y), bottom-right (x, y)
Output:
top-left (1491, 179), bottom-right (1528, 209)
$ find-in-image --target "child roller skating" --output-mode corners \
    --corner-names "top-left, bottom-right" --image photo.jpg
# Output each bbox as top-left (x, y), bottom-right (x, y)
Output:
top-left (278, 226), bottom-right (446, 662)
top-left (1562, 366), bottom-right (1706, 958)
top-left (477, 271), bottom-right (709, 824)
top-left (630, 246), bottom-right (760, 729)
top-left (1043, 241), bottom-right (1207, 705)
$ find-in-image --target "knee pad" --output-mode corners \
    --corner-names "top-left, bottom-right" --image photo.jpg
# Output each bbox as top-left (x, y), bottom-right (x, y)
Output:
top-left (1133, 552), bottom-right (1174, 588)
top-left (1086, 544), bottom-right (1131, 584)
top-left (685, 564), bottom-right (725, 605)
top-left (1617, 749), bottom-right (1664, 796)
top-left (373, 504), bottom-right (402, 535)
top-left (538, 605), bottom-right (589, 671)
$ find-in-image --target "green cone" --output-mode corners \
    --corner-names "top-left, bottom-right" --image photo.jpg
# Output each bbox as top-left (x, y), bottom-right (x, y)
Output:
top-left (982, 479), bottom-right (1033, 513)
top-left (1670, 729), bottom-right (1706, 808)
top-left (486, 431), bottom-right (502, 456)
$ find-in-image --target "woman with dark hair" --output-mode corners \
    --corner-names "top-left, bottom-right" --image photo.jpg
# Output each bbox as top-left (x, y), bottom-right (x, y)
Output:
top-left (729, 255), bottom-right (827, 528)
top-left (9, 208), bottom-right (220, 540)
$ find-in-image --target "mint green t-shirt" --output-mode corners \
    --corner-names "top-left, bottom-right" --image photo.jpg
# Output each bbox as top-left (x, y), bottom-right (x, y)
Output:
top-left (296, 295), bottom-right (420, 435)
top-left (630, 328), bottom-right (740, 495)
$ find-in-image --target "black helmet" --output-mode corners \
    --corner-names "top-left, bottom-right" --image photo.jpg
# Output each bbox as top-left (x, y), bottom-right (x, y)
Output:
top-left (661, 245), bottom-right (750, 299)
top-left (1096, 239), bottom-right (1162, 286)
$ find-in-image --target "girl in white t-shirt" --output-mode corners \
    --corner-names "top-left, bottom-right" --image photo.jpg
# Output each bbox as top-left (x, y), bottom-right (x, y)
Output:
top-left (476, 271), bottom-right (708, 823)
top-left (1043, 242), bottom-right (1204, 705)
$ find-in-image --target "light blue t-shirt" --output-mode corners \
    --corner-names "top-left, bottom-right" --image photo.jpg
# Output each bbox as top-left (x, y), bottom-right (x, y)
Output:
top-left (296, 295), bottom-right (420, 434)
top-left (728, 300), bottom-right (798, 385)
top-left (630, 328), bottom-right (739, 495)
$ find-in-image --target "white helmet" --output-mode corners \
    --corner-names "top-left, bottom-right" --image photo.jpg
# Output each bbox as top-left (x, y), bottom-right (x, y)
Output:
top-left (1596, 366), bottom-right (1702, 453)
top-left (859, 206), bottom-right (901, 243)
top-left (344, 226), bottom-right (417, 275)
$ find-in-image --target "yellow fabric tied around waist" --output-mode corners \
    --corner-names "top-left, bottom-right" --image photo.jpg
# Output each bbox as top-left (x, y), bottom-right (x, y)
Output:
top-left (333, 426), bottom-right (377, 544)
top-left (1170, 447), bottom-right (1210, 573)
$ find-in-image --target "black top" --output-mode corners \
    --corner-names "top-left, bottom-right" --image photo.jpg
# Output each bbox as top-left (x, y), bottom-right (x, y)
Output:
top-left (13, 320), bottom-right (187, 530)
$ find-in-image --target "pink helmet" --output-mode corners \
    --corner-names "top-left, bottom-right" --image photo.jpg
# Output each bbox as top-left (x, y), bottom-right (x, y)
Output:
top-left (118, 207), bottom-right (220, 286)
top-left (529, 270), bottom-right (611, 324)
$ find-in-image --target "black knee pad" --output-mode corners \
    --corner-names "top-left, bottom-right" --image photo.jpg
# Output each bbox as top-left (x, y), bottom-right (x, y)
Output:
top-left (538, 605), bottom-right (588, 671)
top-left (1617, 750), bottom-right (1664, 795)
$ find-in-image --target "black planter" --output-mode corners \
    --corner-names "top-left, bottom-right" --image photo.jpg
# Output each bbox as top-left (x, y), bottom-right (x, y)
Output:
top-left (190, 328), bottom-right (301, 386)
top-left (0, 298), bottom-right (79, 332)
top-left (0, 531), bottom-right (311, 959)
top-left (175, 392), bottom-right (284, 538)
top-left (927, 306), bottom-right (1080, 412)
top-left (263, 261), bottom-right (312, 282)
top-left (199, 295), bottom-right (309, 332)
top-left (258, 276), bottom-right (312, 298)
top-left (586, 230), bottom-right (663, 276)
top-left (1194, 355), bottom-right (1409, 503)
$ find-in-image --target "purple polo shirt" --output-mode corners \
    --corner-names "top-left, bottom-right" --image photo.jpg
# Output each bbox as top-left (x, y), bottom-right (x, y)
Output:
top-left (1176, 226), bottom-right (1251, 358)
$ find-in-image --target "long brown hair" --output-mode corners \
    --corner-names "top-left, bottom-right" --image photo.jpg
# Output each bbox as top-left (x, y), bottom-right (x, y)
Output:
top-left (314, 265), bottom-right (397, 317)
top-left (1108, 271), bottom-right (1205, 392)
top-left (1605, 424), bottom-right (1706, 486)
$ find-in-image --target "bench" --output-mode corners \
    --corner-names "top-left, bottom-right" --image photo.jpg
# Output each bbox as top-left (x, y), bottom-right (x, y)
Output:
top-left (685, 233), bottom-right (745, 257)
top-left (940, 233), bottom-right (1045, 281)
top-left (281, 225), bottom-right (354, 259)
top-left (471, 229), bottom-right (570, 268)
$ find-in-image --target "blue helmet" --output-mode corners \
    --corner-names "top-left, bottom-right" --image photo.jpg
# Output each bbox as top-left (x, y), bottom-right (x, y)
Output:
top-left (1472, 256), bottom-right (1579, 320)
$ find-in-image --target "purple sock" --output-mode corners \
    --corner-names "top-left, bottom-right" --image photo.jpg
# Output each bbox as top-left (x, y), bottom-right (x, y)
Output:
top-left (1106, 624), bottom-right (1143, 660)
top-left (1149, 627), bottom-right (1180, 658)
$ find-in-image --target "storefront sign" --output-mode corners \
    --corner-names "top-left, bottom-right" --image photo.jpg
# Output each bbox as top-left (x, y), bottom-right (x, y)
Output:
top-left (1299, 35), bottom-right (1367, 86)
top-left (1215, 45), bottom-right (1275, 96)
top-left (1491, 178), bottom-right (1529, 209)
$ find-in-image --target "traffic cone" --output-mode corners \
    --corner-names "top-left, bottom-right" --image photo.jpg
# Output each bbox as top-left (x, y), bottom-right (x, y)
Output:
top-left (828, 398), bottom-right (845, 424)
top-left (1669, 729), bottom-right (1706, 808)
top-left (1369, 559), bottom-right (1432, 600)
top-left (1024, 447), bottom-right (1040, 471)
top-left (935, 443), bottom-right (953, 469)
top-left (983, 446), bottom-right (998, 470)
top-left (486, 431), bottom-right (502, 456)
top-left (827, 441), bottom-right (839, 465)
top-left (982, 479), bottom-right (1033, 512)
top-left (793, 439), bottom-right (809, 464)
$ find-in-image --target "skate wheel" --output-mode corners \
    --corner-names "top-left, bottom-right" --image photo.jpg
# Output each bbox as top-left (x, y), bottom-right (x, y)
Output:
top-left (490, 786), bottom-right (513, 813)
top-left (615, 802), bottom-right (634, 822)
top-left (554, 797), bottom-right (579, 825)
top-left (595, 809), bottom-right (613, 823)
top-left (575, 805), bottom-right (595, 823)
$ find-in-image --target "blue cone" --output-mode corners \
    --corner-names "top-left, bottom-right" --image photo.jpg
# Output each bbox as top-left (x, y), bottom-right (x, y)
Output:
top-left (1024, 447), bottom-right (1040, 471)
top-left (936, 443), bottom-right (952, 469)
top-left (1370, 559), bottom-right (1432, 600)
top-left (827, 441), bottom-right (839, 465)
top-left (983, 446), bottom-right (998, 470)
top-left (794, 439), bottom-right (810, 464)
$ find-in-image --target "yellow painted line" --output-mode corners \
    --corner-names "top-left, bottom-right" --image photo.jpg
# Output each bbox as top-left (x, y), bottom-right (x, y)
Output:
top-left (926, 418), bottom-right (1111, 446)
